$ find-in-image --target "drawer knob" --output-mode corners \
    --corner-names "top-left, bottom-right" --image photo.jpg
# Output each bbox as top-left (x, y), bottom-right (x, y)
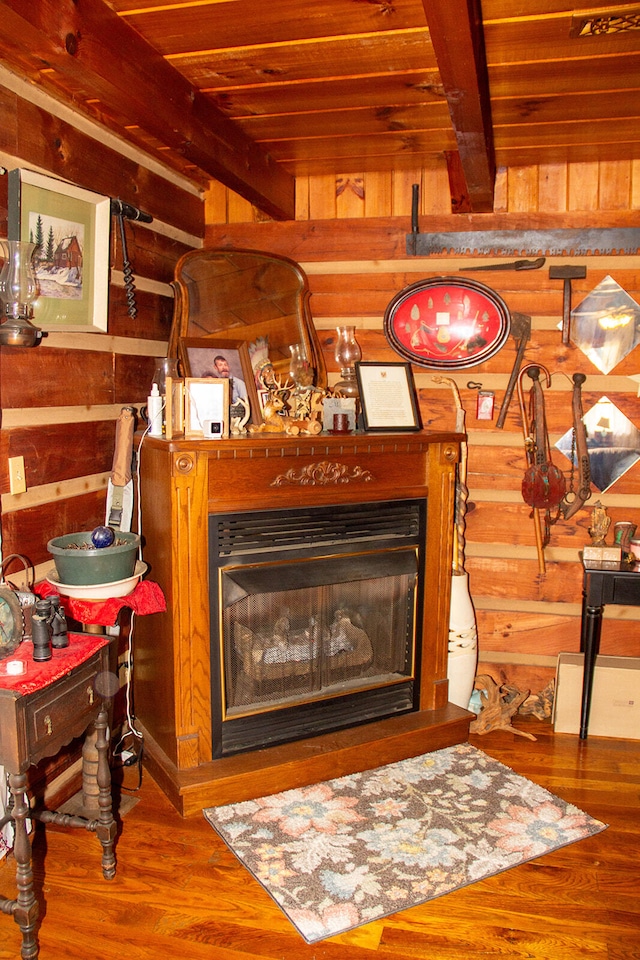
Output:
top-left (44, 715), bottom-right (53, 735)
top-left (87, 686), bottom-right (94, 705)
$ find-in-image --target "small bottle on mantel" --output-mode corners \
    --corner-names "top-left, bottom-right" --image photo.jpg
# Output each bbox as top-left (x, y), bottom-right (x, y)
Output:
top-left (147, 382), bottom-right (163, 437)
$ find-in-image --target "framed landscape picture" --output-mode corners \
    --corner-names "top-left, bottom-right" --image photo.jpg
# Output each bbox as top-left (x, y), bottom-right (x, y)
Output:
top-left (8, 168), bottom-right (110, 332)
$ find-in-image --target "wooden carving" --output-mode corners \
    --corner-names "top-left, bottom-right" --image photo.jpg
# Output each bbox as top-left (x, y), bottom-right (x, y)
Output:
top-left (271, 461), bottom-right (374, 487)
top-left (470, 674), bottom-right (537, 741)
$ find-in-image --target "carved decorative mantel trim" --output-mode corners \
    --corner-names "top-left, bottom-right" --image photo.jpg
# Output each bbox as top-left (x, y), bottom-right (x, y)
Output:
top-left (271, 460), bottom-right (374, 486)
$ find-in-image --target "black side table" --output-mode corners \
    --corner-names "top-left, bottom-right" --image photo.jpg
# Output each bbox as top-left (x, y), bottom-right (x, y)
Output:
top-left (580, 558), bottom-right (640, 739)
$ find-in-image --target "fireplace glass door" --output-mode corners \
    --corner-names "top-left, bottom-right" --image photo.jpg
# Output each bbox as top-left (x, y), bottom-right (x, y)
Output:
top-left (209, 501), bottom-right (425, 755)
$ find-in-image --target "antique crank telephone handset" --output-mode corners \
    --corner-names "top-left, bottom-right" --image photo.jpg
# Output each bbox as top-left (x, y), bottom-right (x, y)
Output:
top-left (559, 372), bottom-right (592, 521)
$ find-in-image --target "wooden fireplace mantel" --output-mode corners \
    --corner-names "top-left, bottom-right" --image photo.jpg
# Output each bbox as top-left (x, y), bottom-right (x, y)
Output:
top-left (135, 430), bottom-right (472, 816)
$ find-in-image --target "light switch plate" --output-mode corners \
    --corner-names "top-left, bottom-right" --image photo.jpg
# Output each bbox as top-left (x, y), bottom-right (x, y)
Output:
top-left (8, 456), bottom-right (26, 495)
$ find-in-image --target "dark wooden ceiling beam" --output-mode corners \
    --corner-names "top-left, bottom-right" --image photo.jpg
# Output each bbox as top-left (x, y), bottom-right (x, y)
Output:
top-left (0, 0), bottom-right (295, 220)
top-left (420, 0), bottom-right (495, 212)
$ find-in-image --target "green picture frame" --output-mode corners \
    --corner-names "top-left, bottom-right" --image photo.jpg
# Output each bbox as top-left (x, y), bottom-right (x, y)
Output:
top-left (8, 168), bottom-right (111, 332)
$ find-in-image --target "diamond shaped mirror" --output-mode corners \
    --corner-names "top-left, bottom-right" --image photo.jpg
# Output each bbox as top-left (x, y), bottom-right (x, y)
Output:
top-left (556, 395), bottom-right (640, 492)
top-left (570, 276), bottom-right (640, 374)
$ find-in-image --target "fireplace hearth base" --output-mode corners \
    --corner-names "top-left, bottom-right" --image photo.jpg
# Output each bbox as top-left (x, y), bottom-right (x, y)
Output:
top-left (136, 431), bottom-right (469, 816)
top-left (139, 703), bottom-right (471, 817)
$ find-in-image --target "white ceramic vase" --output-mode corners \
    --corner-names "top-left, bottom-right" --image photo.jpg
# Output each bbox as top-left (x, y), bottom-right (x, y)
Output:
top-left (447, 571), bottom-right (478, 710)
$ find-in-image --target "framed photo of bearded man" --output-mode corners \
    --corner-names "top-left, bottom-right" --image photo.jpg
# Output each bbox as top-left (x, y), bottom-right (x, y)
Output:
top-left (178, 337), bottom-right (259, 424)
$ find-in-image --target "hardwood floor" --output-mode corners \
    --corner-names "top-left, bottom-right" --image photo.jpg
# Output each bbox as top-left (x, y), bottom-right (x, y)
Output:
top-left (1, 718), bottom-right (639, 960)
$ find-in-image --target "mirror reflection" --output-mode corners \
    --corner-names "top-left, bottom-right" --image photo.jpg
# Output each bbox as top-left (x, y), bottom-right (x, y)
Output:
top-left (571, 275), bottom-right (640, 374)
top-left (169, 248), bottom-right (326, 388)
top-left (556, 395), bottom-right (640, 492)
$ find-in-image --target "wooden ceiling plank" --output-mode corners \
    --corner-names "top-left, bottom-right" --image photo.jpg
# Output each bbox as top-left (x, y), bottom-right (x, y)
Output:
top-left (0, 0), bottom-right (295, 220)
top-left (258, 130), bottom-right (458, 166)
top-left (483, 17), bottom-right (640, 63)
top-left (236, 103), bottom-right (451, 140)
top-left (420, 0), bottom-right (495, 212)
top-left (118, 0), bottom-right (427, 53)
top-left (205, 73), bottom-right (446, 119)
top-left (175, 31), bottom-right (434, 88)
top-left (493, 90), bottom-right (640, 126)
top-left (488, 54), bottom-right (640, 99)
top-left (481, 0), bottom-right (640, 17)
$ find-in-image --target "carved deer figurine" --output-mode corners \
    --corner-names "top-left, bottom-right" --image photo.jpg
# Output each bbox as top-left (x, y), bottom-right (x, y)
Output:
top-left (250, 393), bottom-right (322, 436)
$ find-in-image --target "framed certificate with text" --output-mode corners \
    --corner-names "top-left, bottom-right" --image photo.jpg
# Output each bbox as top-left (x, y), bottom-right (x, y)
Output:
top-left (356, 362), bottom-right (421, 432)
top-left (383, 277), bottom-right (511, 370)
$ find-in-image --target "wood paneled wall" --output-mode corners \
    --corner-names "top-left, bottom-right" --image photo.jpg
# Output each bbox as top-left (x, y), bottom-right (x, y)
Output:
top-left (0, 69), bottom-right (204, 795)
top-left (2, 62), bottom-right (639, 707)
top-left (0, 68), bottom-right (201, 583)
top-left (206, 160), bottom-right (640, 698)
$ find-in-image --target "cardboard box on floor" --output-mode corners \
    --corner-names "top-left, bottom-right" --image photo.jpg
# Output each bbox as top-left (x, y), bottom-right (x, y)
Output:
top-left (553, 653), bottom-right (640, 739)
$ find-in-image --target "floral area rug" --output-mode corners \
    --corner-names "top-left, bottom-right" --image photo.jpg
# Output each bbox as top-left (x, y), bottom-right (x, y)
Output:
top-left (203, 742), bottom-right (607, 943)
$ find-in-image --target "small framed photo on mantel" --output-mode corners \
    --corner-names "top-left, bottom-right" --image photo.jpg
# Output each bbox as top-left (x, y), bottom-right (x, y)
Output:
top-left (356, 362), bottom-right (422, 432)
top-left (184, 378), bottom-right (230, 439)
top-left (178, 337), bottom-right (260, 426)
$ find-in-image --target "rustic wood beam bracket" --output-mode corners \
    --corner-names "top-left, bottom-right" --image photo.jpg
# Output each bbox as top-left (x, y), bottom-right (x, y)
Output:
top-left (420, 0), bottom-right (495, 213)
top-left (0, 0), bottom-right (295, 220)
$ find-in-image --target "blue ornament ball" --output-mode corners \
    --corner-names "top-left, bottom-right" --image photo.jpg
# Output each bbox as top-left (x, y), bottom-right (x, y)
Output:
top-left (91, 525), bottom-right (116, 548)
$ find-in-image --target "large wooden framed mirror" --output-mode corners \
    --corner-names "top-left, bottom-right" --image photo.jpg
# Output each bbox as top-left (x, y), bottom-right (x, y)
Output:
top-left (168, 248), bottom-right (326, 389)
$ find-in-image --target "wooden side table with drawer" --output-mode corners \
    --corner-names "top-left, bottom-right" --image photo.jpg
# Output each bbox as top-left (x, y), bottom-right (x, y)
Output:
top-left (0, 634), bottom-right (117, 960)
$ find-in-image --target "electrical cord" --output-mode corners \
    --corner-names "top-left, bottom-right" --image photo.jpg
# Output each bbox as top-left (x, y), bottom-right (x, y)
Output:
top-left (109, 414), bottom-right (161, 788)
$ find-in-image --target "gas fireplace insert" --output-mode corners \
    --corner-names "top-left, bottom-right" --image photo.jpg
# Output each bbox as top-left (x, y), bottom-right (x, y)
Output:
top-left (209, 500), bottom-right (426, 755)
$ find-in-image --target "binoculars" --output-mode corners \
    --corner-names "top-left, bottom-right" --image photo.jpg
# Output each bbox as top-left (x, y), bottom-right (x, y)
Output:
top-left (31, 595), bottom-right (68, 661)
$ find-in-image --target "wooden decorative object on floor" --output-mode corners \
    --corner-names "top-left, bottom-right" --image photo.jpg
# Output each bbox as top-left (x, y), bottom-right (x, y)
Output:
top-left (519, 679), bottom-right (555, 720)
top-left (470, 673), bottom-right (537, 741)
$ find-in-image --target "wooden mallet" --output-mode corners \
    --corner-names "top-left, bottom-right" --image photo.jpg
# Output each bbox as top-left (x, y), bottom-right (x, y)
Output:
top-left (549, 265), bottom-right (586, 345)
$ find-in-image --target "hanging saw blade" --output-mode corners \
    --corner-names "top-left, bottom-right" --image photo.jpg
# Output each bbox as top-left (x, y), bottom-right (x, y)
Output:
top-left (406, 227), bottom-right (640, 257)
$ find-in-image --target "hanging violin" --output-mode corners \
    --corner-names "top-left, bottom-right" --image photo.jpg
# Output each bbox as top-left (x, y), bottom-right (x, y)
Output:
top-left (520, 366), bottom-right (566, 544)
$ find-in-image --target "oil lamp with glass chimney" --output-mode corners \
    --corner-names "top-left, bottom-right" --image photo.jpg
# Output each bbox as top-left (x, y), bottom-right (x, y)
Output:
top-left (0, 240), bottom-right (42, 347)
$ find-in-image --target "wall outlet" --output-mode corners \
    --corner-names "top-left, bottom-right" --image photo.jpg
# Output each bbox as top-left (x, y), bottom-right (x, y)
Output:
top-left (8, 456), bottom-right (26, 495)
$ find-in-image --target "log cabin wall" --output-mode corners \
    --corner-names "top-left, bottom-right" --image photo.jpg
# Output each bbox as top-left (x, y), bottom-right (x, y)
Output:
top-left (205, 160), bottom-right (640, 700)
top-left (1, 55), bottom-right (638, 715)
top-left (0, 69), bottom-right (202, 785)
top-left (0, 68), bottom-right (203, 582)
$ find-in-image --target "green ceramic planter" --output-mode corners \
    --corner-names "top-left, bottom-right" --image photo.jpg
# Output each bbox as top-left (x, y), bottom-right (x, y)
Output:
top-left (47, 530), bottom-right (140, 585)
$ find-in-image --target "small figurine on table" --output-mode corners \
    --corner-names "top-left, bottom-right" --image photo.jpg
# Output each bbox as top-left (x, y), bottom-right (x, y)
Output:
top-left (588, 501), bottom-right (610, 546)
top-left (584, 501), bottom-right (621, 568)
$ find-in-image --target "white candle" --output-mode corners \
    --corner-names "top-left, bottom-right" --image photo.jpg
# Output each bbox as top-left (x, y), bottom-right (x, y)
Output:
top-left (5, 660), bottom-right (26, 676)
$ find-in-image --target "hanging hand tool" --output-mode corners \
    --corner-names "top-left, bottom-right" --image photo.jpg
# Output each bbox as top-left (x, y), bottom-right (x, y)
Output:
top-left (521, 365), bottom-right (566, 550)
top-left (460, 257), bottom-right (545, 272)
top-left (549, 265), bottom-right (587, 345)
top-left (559, 373), bottom-right (592, 521)
top-left (105, 406), bottom-right (135, 532)
top-left (405, 187), bottom-right (640, 256)
top-left (110, 199), bottom-right (153, 321)
top-left (496, 312), bottom-right (531, 429)
top-left (517, 364), bottom-right (566, 573)
top-left (406, 226), bottom-right (640, 256)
